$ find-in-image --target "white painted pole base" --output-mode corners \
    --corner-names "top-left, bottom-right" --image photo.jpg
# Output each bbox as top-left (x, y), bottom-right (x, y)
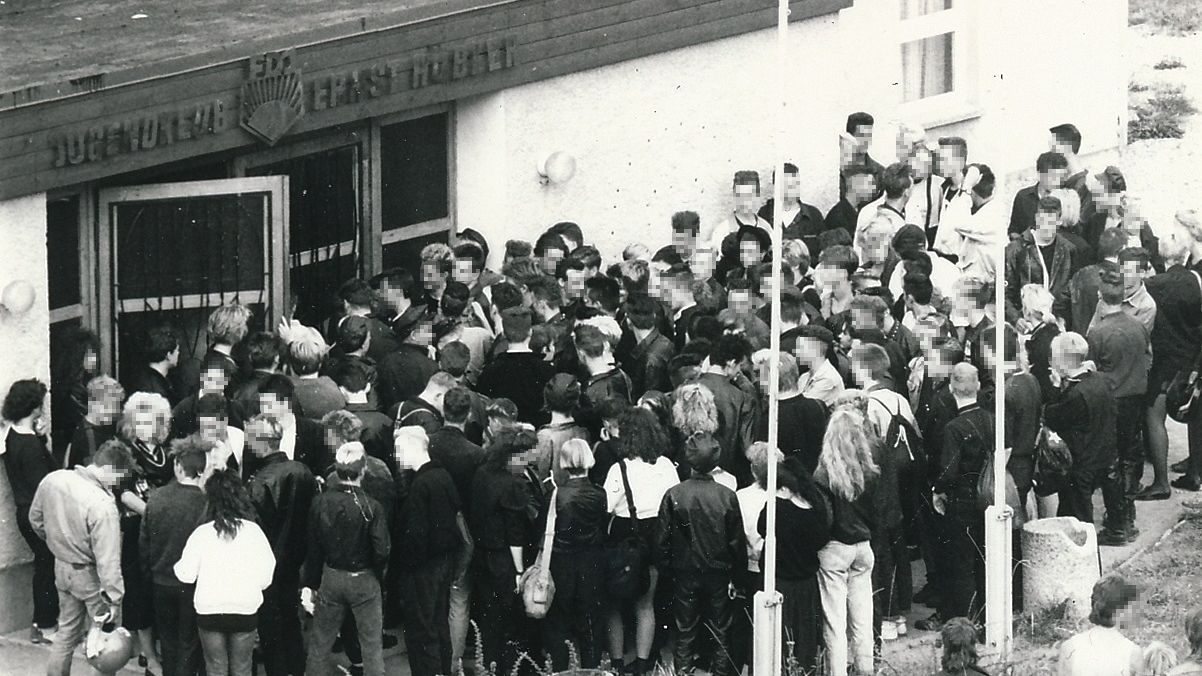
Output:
top-left (752, 590), bottom-right (783, 676)
top-left (984, 505), bottom-right (1014, 661)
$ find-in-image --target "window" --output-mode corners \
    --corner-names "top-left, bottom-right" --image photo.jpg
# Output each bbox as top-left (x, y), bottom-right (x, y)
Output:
top-left (379, 112), bottom-right (453, 269)
top-left (897, 0), bottom-right (975, 122)
top-left (901, 32), bottom-right (953, 102)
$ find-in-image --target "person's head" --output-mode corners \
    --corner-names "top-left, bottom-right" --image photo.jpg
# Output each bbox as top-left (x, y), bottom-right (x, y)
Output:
top-left (484, 398), bottom-right (519, 443)
top-left (286, 325), bottom-right (329, 376)
top-left (120, 391), bottom-right (171, 445)
top-left (548, 221), bottom-right (584, 252)
top-left (422, 372), bottom-right (458, 411)
top-left (438, 341), bottom-right (471, 380)
top-left (1033, 195), bottom-right (1062, 245)
top-left (816, 245), bottom-right (858, 292)
top-left (849, 343), bottom-right (890, 387)
top-left (616, 406), bottom-right (668, 464)
top-left (909, 144), bottom-right (935, 182)
top-left (329, 359), bottom-right (372, 401)
top-left (394, 426), bottom-right (430, 471)
top-left (504, 239), bottom-right (533, 265)
top-left (732, 170), bottom-right (761, 214)
top-left (257, 374), bottom-right (296, 421)
top-left (927, 334), bottom-right (965, 377)
top-left (570, 245), bottom-right (603, 278)
top-left (618, 258), bottom-right (651, 297)
top-left (1036, 151), bottom-right (1070, 192)
top-left (1089, 574), bottom-right (1139, 628)
top-left (442, 386), bottom-right (472, 426)
top-left (776, 162), bottom-right (802, 202)
top-left (769, 351), bottom-right (801, 394)
top-left (1049, 331), bottom-right (1089, 376)
top-left (966, 163), bottom-right (996, 206)
top-left (2, 378), bottom-right (46, 423)
top-left (483, 422), bottom-right (539, 471)
top-left (339, 278), bottom-right (376, 312)
top-left (245, 331), bottom-right (281, 371)
top-left (555, 257), bottom-right (589, 301)
top-left (815, 407), bottom-right (879, 501)
top-left (622, 293), bottom-right (659, 335)
top-left (672, 382), bottom-right (719, 437)
top-left (623, 243), bottom-right (650, 262)
top-left (940, 617), bottom-right (981, 672)
top-left (954, 275), bottom-right (995, 323)
top-left (204, 469), bottom-right (255, 539)
top-left (1118, 247), bottom-right (1152, 295)
top-left (849, 294), bottom-right (888, 333)
top-left (788, 324), bottom-right (836, 368)
top-left (207, 303), bottom-right (252, 347)
top-left (1050, 188), bottom-right (1082, 229)
top-left (584, 275), bottom-right (621, 314)
top-left (145, 325), bottom-right (180, 367)
top-left (334, 440), bottom-right (367, 482)
top-left (1093, 165), bottom-right (1128, 211)
top-left (709, 334), bottom-right (752, 377)
top-left (373, 267), bottom-right (417, 314)
top-left (245, 414), bottom-right (284, 458)
top-left (439, 281), bottom-right (473, 322)
top-left (736, 227), bottom-right (770, 269)
top-left (337, 315), bottom-right (371, 356)
top-left (558, 438), bottom-right (595, 478)
top-left (1098, 262), bottom-right (1125, 307)
top-left (535, 232), bottom-right (571, 276)
top-left (195, 393), bottom-right (229, 442)
top-left (84, 375), bottom-right (125, 425)
top-left (420, 243), bottom-right (453, 292)
top-left (574, 323), bottom-right (612, 365)
top-left (844, 164), bottom-right (878, 207)
top-left (781, 239), bottom-right (810, 275)
top-left (1049, 123), bottom-right (1083, 157)
top-left (501, 306), bottom-right (534, 344)
top-left (321, 409), bottom-right (363, 452)
top-left (1143, 642), bottom-right (1178, 676)
top-left (684, 432), bottom-right (721, 474)
top-left (169, 434), bottom-right (210, 482)
top-left (543, 373), bottom-right (581, 415)
top-left (1021, 283), bottom-right (1056, 326)
top-left (55, 327), bottom-right (101, 385)
top-left (88, 439), bottom-right (137, 487)
top-left (936, 136), bottom-right (968, 180)
top-left (880, 162), bottom-right (913, 202)
top-left (746, 441), bottom-right (783, 489)
top-left (671, 210), bottom-right (701, 253)
top-left (902, 271), bottom-right (934, 309)
top-left (452, 242), bottom-right (486, 285)
top-left (660, 264), bottom-right (696, 308)
top-left (846, 111), bottom-right (874, 149)
top-left (1185, 606), bottom-right (1202, 662)
top-left (949, 362), bottom-right (980, 400)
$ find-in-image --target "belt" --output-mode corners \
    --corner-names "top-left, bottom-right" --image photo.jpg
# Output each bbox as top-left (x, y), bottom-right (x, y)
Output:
top-left (325, 564), bottom-right (371, 577)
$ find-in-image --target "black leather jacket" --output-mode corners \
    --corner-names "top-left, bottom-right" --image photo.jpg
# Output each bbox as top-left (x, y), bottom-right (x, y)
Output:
top-left (248, 453), bottom-right (319, 576)
top-left (655, 473), bottom-right (746, 575)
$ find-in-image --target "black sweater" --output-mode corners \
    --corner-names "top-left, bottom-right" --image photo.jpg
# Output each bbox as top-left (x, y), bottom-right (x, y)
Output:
top-left (3, 429), bottom-right (55, 510)
top-left (396, 461), bottom-right (462, 570)
top-left (139, 481), bottom-right (208, 587)
top-left (758, 497), bottom-right (830, 581)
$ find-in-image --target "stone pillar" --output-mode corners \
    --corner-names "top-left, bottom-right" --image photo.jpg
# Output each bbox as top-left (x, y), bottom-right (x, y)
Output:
top-left (1021, 517), bottom-right (1101, 622)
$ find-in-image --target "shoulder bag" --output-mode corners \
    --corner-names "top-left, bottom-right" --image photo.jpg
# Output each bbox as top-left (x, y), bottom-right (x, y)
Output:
top-left (605, 460), bottom-right (651, 601)
top-left (519, 488), bottom-right (556, 619)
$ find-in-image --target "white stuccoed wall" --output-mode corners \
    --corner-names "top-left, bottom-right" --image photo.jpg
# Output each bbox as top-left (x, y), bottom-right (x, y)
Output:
top-left (0, 192), bottom-right (50, 634)
top-left (457, 0), bottom-right (1127, 267)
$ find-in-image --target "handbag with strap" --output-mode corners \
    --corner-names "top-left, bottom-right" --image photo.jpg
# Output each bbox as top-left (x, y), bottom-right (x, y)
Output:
top-left (1166, 270), bottom-right (1202, 423)
top-left (518, 488), bottom-right (557, 619)
top-left (605, 460), bottom-right (650, 601)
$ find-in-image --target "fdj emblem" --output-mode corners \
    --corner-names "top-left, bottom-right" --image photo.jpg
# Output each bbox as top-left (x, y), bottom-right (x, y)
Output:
top-left (240, 50), bottom-right (304, 146)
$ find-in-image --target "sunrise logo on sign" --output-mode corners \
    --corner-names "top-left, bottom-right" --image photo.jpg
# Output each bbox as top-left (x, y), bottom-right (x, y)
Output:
top-left (240, 49), bottom-right (304, 146)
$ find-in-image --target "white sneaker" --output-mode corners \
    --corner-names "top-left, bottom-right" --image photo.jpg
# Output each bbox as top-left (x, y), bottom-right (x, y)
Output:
top-left (893, 616), bottom-right (908, 637)
top-left (880, 619), bottom-right (899, 641)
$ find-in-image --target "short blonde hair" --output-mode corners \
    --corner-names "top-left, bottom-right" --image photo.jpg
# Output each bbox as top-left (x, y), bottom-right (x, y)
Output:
top-left (558, 438), bottom-right (595, 472)
top-left (1020, 284), bottom-right (1055, 325)
top-left (1050, 188), bottom-right (1081, 227)
top-left (119, 391), bottom-right (172, 444)
top-left (782, 239), bottom-right (810, 272)
top-left (288, 333), bottom-right (329, 375)
top-left (86, 375), bottom-right (124, 405)
top-left (1050, 331), bottom-right (1089, 369)
top-left (394, 426), bottom-right (429, 452)
top-left (207, 303), bottom-right (252, 346)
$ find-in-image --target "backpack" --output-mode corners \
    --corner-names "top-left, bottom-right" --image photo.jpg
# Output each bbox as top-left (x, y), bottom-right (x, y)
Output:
top-left (869, 392), bottom-right (926, 469)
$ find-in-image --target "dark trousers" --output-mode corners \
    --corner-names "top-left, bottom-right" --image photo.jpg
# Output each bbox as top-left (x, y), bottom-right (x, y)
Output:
top-left (1058, 466), bottom-right (1103, 524)
top-left (401, 553), bottom-right (454, 676)
top-left (917, 491), bottom-right (948, 604)
top-left (671, 571), bottom-right (734, 676)
top-left (779, 576), bottom-right (822, 675)
top-left (473, 549), bottom-right (520, 673)
top-left (258, 571), bottom-right (305, 676)
top-left (307, 567), bottom-right (385, 676)
top-left (941, 507), bottom-right (985, 624)
top-left (153, 584), bottom-right (203, 676)
top-left (727, 569), bottom-right (759, 674)
top-left (15, 508), bottom-right (58, 628)
top-left (1102, 396), bottom-right (1143, 531)
top-left (544, 548), bottom-right (604, 670)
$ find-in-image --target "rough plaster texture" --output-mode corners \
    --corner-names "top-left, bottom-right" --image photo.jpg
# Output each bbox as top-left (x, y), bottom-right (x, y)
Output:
top-left (457, 0), bottom-right (1127, 267)
top-left (1022, 517), bottom-right (1101, 621)
top-left (0, 192), bottom-right (50, 633)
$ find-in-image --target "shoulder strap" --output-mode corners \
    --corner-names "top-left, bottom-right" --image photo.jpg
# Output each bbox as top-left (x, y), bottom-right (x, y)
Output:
top-left (618, 459), bottom-right (638, 521)
top-left (539, 488), bottom-right (558, 576)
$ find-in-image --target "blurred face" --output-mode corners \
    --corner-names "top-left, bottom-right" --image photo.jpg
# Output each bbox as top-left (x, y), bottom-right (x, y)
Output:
top-left (561, 268), bottom-right (588, 300)
top-left (246, 422), bottom-right (278, 456)
top-left (733, 183), bottom-right (759, 214)
top-left (729, 289), bottom-right (754, 316)
top-left (198, 415), bottom-right (227, 442)
top-left (1120, 261), bottom-right (1144, 296)
top-left (421, 262), bottom-right (447, 291)
top-left (378, 281), bottom-right (407, 312)
top-left (1096, 189), bottom-right (1123, 210)
top-left (200, 367), bottom-right (228, 395)
top-left (83, 348), bottom-right (99, 375)
top-left (452, 258), bottom-right (479, 285)
top-left (258, 392), bottom-right (291, 421)
top-left (794, 337), bottom-right (825, 365)
top-left (132, 410), bottom-right (158, 443)
top-left (395, 437), bottom-right (427, 471)
top-left (738, 240), bottom-right (763, 268)
top-left (852, 124), bottom-right (873, 150)
top-left (1038, 167), bottom-right (1069, 192)
top-left (910, 149), bottom-right (933, 182)
top-left (647, 268), bottom-right (665, 300)
top-left (926, 350), bottom-right (955, 379)
top-left (1033, 210), bottom-right (1059, 243)
top-left (782, 171), bottom-right (802, 202)
top-left (849, 174), bottom-right (877, 206)
top-left (1048, 134), bottom-right (1071, 156)
top-left (672, 229), bottom-right (698, 253)
top-left (850, 306), bottom-right (877, 332)
top-left (539, 248), bottom-right (566, 275)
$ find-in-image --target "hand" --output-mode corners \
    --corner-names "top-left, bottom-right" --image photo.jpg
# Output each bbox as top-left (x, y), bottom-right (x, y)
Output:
top-left (963, 166), bottom-right (982, 191)
top-left (1048, 368), bottom-right (1062, 389)
top-left (1014, 317), bottom-right (1033, 335)
top-left (932, 492), bottom-right (947, 516)
top-left (514, 573), bottom-right (524, 593)
top-left (300, 587), bottom-right (315, 615)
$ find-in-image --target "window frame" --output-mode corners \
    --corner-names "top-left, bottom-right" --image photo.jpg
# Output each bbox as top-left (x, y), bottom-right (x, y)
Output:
top-left (895, 0), bottom-right (980, 128)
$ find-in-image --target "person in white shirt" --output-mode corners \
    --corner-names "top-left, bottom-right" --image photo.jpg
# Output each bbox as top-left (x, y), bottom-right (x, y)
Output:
top-left (855, 163), bottom-right (912, 258)
top-left (196, 393), bottom-right (247, 479)
top-left (698, 170), bottom-right (772, 276)
top-left (603, 407), bottom-right (680, 676)
top-left (788, 325), bottom-right (845, 407)
top-left (938, 164), bottom-right (1004, 280)
top-left (1057, 575), bottom-right (1144, 676)
top-left (175, 470), bottom-right (276, 676)
top-left (905, 145), bottom-right (945, 246)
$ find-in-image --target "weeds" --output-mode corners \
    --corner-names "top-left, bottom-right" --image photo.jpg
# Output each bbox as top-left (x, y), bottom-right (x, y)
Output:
top-left (1154, 56), bottom-right (1186, 70)
top-left (1130, 81), bottom-right (1150, 93)
top-left (1014, 600), bottom-right (1080, 646)
top-left (1129, 84), bottom-right (1198, 140)
top-left (1129, 0), bottom-right (1202, 34)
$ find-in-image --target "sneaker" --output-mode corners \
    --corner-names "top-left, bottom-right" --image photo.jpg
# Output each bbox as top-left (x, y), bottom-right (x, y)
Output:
top-left (893, 616), bottom-right (908, 637)
top-left (914, 613), bottom-right (943, 632)
top-left (880, 619), bottom-right (899, 641)
top-left (30, 625), bottom-right (52, 645)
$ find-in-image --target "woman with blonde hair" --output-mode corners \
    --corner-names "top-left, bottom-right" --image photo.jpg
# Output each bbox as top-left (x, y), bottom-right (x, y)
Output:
top-left (814, 404), bottom-right (880, 676)
top-left (1051, 187), bottom-right (1094, 265)
top-left (117, 390), bottom-right (174, 675)
top-left (1019, 283), bottom-right (1061, 396)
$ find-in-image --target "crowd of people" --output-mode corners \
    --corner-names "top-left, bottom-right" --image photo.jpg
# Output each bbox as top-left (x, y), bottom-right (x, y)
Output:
top-left (3, 111), bottom-right (1202, 676)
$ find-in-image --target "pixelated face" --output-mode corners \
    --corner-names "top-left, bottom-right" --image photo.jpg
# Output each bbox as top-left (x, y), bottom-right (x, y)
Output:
top-left (421, 261), bottom-right (446, 289)
top-left (850, 306), bottom-right (877, 332)
top-left (813, 263), bottom-right (848, 291)
top-left (782, 171), bottom-right (802, 202)
top-left (1038, 167), bottom-right (1069, 192)
top-left (539, 248), bottom-right (565, 275)
top-left (926, 349), bottom-right (954, 379)
top-left (672, 228), bottom-right (698, 253)
top-left (93, 464), bottom-right (131, 489)
top-left (851, 124), bottom-right (873, 149)
top-left (198, 415), bottom-right (226, 442)
top-left (647, 269), bottom-right (665, 300)
top-left (910, 149), bottom-right (934, 181)
top-left (562, 268), bottom-right (588, 300)
top-left (1096, 189), bottom-right (1123, 210)
top-left (794, 336), bottom-right (826, 364)
top-left (1047, 133), bottom-right (1069, 155)
top-left (452, 259), bottom-right (478, 284)
top-left (936, 146), bottom-right (966, 179)
top-left (83, 348), bottom-right (99, 375)
top-left (1034, 211), bottom-right (1059, 242)
top-left (759, 274), bottom-right (776, 301)
top-left (733, 182), bottom-right (759, 213)
top-left (258, 392), bottom-right (291, 421)
top-left (131, 410), bottom-right (158, 443)
top-left (98, 396), bottom-right (123, 425)
top-left (729, 289), bottom-right (754, 316)
top-left (200, 367), bottom-right (228, 395)
top-left (849, 173), bottom-right (877, 205)
top-left (739, 239), bottom-right (763, 268)
top-left (1120, 260), bottom-right (1143, 296)
top-left (377, 281), bottom-right (406, 311)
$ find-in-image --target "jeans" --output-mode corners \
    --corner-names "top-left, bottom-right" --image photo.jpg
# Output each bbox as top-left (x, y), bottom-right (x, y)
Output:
top-left (1102, 396), bottom-right (1143, 531)
top-left (817, 540), bottom-right (875, 676)
top-left (16, 507), bottom-right (59, 628)
top-left (198, 628), bottom-right (256, 676)
top-left (153, 584), bottom-right (203, 676)
top-left (48, 560), bottom-right (110, 676)
top-left (941, 507), bottom-right (986, 623)
top-left (258, 571), bottom-right (305, 676)
top-left (448, 559), bottom-right (472, 668)
top-left (306, 567), bottom-right (385, 676)
top-left (1059, 466), bottom-right (1102, 524)
top-left (671, 571), bottom-right (734, 676)
top-left (400, 553), bottom-right (454, 676)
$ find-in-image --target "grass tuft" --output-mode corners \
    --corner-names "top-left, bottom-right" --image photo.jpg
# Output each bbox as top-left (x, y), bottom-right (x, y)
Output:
top-left (1130, 0), bottom-right (1202, 34)
top-left (1154, 56), bottom-right (1186, 70)
top-left (1129, 84), bottom-right (1198, 140)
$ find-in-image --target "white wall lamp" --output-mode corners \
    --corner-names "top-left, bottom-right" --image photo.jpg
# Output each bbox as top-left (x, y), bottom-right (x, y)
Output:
top-left (537, 151), bottom-right (577, 186)
top-left (0, 280), bottom-right (36, 317)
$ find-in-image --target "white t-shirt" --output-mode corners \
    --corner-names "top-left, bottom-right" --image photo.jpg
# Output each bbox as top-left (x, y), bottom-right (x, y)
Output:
top-left (1056, 626), bottom-right (1142, 676)
top-left (174, 519), bottom-right (276, 616)
top-left (604, 456), bottom-right (680, 520)
top-left (736, 483), bottom-right (768, 573)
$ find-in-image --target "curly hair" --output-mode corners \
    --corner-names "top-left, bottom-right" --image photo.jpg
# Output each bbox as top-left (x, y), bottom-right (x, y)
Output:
top-left (618, 407), bottom-right (669, 464)
top-left (484, 423), bottom-right (539, 469)
top-left (322, 409), bottom-right (363, 446)
top-left (204, 469), bottom-right (255, 540)
top-left (672, 383), bottom-right (719, 437)
top-left (2, 379), bottom-right (47, 423)
top-left (119, 391), bottom-right (172, 444)
top-left (815, 408), bottom-right (879, 502)
top-left (940, 617), bottom-right (980, 672)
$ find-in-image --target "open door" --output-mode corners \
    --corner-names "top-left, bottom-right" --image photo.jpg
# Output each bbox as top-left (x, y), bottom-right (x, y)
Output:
top-left (97, 177), bottom-right (288, 387)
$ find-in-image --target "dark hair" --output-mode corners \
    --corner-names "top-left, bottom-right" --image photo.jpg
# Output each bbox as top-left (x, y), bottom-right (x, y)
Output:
top-left (1037, 195), bottom-right (1063, 216)
top-left (440, 282), bottom-right (472, 320)
top-left (501, 306), bottom-right (534, 343)
top-left (443, 386), bottom-right (473, 424)
top-left (453, 242), bottom-right (485, 271)
top-left (330, 358), bottom-right (371, 393)
top-left (782, 161), bottom-right (800, 175)
top-left (819, 245), bottom-right (859, 277)
top-left (1089, 575), bottom-right (1138, 627)
top-left (169, 434), bottom-right (212, 479)
top-left (554, 256), bottom-right (587, 281)
top-left (940, 617), bottom-right (980, 671)
top-left (204, 470), bottom-right (255, 540)
top-left (339, 278), bottom-right (375, 307)
top-left (624, 294), bottom-right (660, 331)
top-left (818, 228), bottom-right (853, 253)
top-left (548, 222), bottom-right (583, 248)
top-left (371, 267), bottom-right (417, 299)
top-left (458, 228), bottom-right (490, 260)
top-left (438, 341), bottom-right (472, 379)
top-left (618, 407), bottom-right (668, 463)
top-left (1050, 123), bottom-right (1082, 154)
top-left (968, 163), bottom-right (996, 199)
top-left (92, 438), bottom-right (136, 473)
top-left (1036, 151), bottom-right (1069, 173)
top-left (1096, 228), bottom-right (1126, 260)
top-left (195, 393), bottom-right (228, 420)
top-left (902, 271), bottom-right (934, 305)
top-left (484, 423), bottom-right (538, 469)
top-left (585, 276), bottom-right (621, 313)
top-left (571, 245), bottom-right (602, 270)
top-left (880, 162), bottom-right (912, 200)
top-left (932, 334), bottom-right (968, 364)
top-left (52, 327), bottom-right (100, 392)
top-left (543, 375), bottom-right (581, 414)
top-left (2, 379), bottom-right (47, 422)
top-left (684, 432), bottom-right (721, 474)
top-left (526, 276), bottom-right (563, 310)
top-left (535, 231), bottom-right (570, 258)
top-left (846, 111), bottom-right (874, 134)
top-left (145, 326), bottom-right (179, 363)
top-left (337, 316), bottom-right (370, 353)
top-left (733, 170), bottom-right (760, 191)
top-left (574, 324), bottom-right (609, 359)
top-left (505, 239), bottom-right (533, 260)
top-left (485, 397), bottom-right (518, 423)
top-left (709, 334), bottom-right (752, 368)
top-left (1118, 246), bottom-right (1151, 270)
top-left (257, 374), bottom-right (295, 401)
top-left (672, 211), bottom-right (701, 236)
top-left (937, 136), bottom-right (968, 153)
top-left (490, 281), bottom-right (524, 313)
top-left (245, 332), bottom-right (280, 370)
